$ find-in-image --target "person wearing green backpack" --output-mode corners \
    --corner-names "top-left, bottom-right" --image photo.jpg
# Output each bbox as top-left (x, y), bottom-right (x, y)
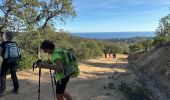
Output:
top-left (37, 40), bottom-right (76, 100)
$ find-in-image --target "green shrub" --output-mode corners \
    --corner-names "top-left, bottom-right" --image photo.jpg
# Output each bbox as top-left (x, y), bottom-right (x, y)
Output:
top-left (18, 53), bottom-right (37, 70)
top-left (129, 43), bottom-right (143, 53)
top-left (118, 81), bottom-right (151, 100)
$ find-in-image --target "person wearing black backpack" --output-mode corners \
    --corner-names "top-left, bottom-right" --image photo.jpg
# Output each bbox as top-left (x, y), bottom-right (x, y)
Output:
top-left (0, 31), bottom-right (20, 97)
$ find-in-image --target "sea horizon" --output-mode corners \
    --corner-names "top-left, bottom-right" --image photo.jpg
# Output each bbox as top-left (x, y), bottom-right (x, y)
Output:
top-left (70, 31), bottom-right (156, 39)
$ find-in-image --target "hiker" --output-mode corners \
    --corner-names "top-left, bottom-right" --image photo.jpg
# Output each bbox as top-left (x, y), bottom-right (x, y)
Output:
top-left (112, 53), bottom-right (116, 59)
top-left (0, 31), bottom-right (20, 97)
top-left (37, 40), bottom-right (73, 100)
top-left (103, 49), bottom-right (107, 58)
top-left (109, 50), bottom-right (111, 58)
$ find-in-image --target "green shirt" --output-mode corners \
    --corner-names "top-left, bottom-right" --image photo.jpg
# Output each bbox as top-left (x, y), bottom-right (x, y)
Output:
top-left (51, 48), bottom-right (66, 81)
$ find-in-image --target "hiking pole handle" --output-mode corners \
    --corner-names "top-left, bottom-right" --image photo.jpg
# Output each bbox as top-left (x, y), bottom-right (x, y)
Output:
top-left (32, 59), bottom-right (42, 71)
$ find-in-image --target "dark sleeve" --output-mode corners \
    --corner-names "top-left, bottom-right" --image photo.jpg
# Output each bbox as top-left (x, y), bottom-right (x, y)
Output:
top-left (0, 42), bottom-right (5, 49)
top-left (0, 42), bottom-right (6, 58)
top-left (0, 42), bottom-right (2, 47)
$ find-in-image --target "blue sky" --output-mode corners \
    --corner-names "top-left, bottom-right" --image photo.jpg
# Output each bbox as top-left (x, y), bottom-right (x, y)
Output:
top-left (56, 0), bottom-right (170, 33)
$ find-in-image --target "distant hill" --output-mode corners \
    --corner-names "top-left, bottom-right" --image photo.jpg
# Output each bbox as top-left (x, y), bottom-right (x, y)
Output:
top-left (71, 31), bottom-right (155, 39)
top-left (107, 37), bottom-right (154, 44)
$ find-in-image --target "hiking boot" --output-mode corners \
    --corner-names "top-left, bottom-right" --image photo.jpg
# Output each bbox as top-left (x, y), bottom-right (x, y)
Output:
top-left (0, 91), bottom-right (5, 97)
top-left (12, 89), bottom-right (19, 94)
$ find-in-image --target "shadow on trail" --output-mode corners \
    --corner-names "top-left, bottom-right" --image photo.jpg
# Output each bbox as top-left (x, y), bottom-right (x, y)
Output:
top-left (1, 75), bottom-right (118, 100)
top-left (0, 76), bottom-right (55, 100)
top-left (81, 61), bottom-right (128, 69)
top-left (81, 71), bottom-right (115, 78)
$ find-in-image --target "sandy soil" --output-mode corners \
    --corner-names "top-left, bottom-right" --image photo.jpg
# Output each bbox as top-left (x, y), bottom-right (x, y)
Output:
top-left (1, 54), bottom-right (129, 100)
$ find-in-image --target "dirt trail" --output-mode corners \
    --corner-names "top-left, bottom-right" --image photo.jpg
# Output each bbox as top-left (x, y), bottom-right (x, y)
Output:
top-left (1, 54), bottom-right (129, 100)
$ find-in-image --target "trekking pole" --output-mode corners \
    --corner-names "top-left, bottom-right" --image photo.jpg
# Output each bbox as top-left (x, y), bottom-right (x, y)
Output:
top-left (50, 69), bottom-right (56, 100)
top-left (32, 60), bottom-right (42, 100)
top-left (38, 67), bottom-right (41, 100)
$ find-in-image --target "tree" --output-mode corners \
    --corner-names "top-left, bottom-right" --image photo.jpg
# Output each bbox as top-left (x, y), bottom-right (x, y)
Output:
top-left (14, 0), bottom-right (76, 31)
top-left (129, 43), bottom-right (143, 53)
top-left (0, 0), bottom-right (76, 39)
top-left (156, 14), bottom-right (170, 37)
top-left (154, 10), bottom-right (170, 47)
top-left (87, 40), bottom-right (103, 57)
top-left (140, 39), bottom-right (153, 51)
top-left (16, 0), bottom-right (76, 56)
top-left (0, 0), bottom-right (23, 41)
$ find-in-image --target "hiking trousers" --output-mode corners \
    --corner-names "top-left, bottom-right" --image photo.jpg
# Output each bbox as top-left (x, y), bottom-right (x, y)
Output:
top-left (0, 61), bottom-right (19, 92)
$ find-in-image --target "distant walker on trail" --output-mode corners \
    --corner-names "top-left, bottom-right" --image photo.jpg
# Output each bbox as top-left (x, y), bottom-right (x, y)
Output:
top-left (0, 31), bottom-right (20, 97)
top-left (36, 40), bottom-right (79, 100)
top-left (112, 53), bottom-right (116, 59)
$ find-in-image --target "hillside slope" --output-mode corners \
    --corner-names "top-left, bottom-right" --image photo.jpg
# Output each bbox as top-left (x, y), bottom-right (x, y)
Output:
top-left (128, 46), bottom-right (170, 99)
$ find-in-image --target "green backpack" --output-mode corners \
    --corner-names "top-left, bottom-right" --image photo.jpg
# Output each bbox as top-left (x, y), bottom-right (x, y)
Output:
top-left (58, 49), bottom-right (79, 78)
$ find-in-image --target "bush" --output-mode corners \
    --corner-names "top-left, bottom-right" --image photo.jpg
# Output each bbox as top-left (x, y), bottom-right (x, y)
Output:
top-left (129, 43), bottom-right (143, 53)
top-left (118, 81), bottom-right (151, 100)
top-left (18, 53), bottom-right (37, 70)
